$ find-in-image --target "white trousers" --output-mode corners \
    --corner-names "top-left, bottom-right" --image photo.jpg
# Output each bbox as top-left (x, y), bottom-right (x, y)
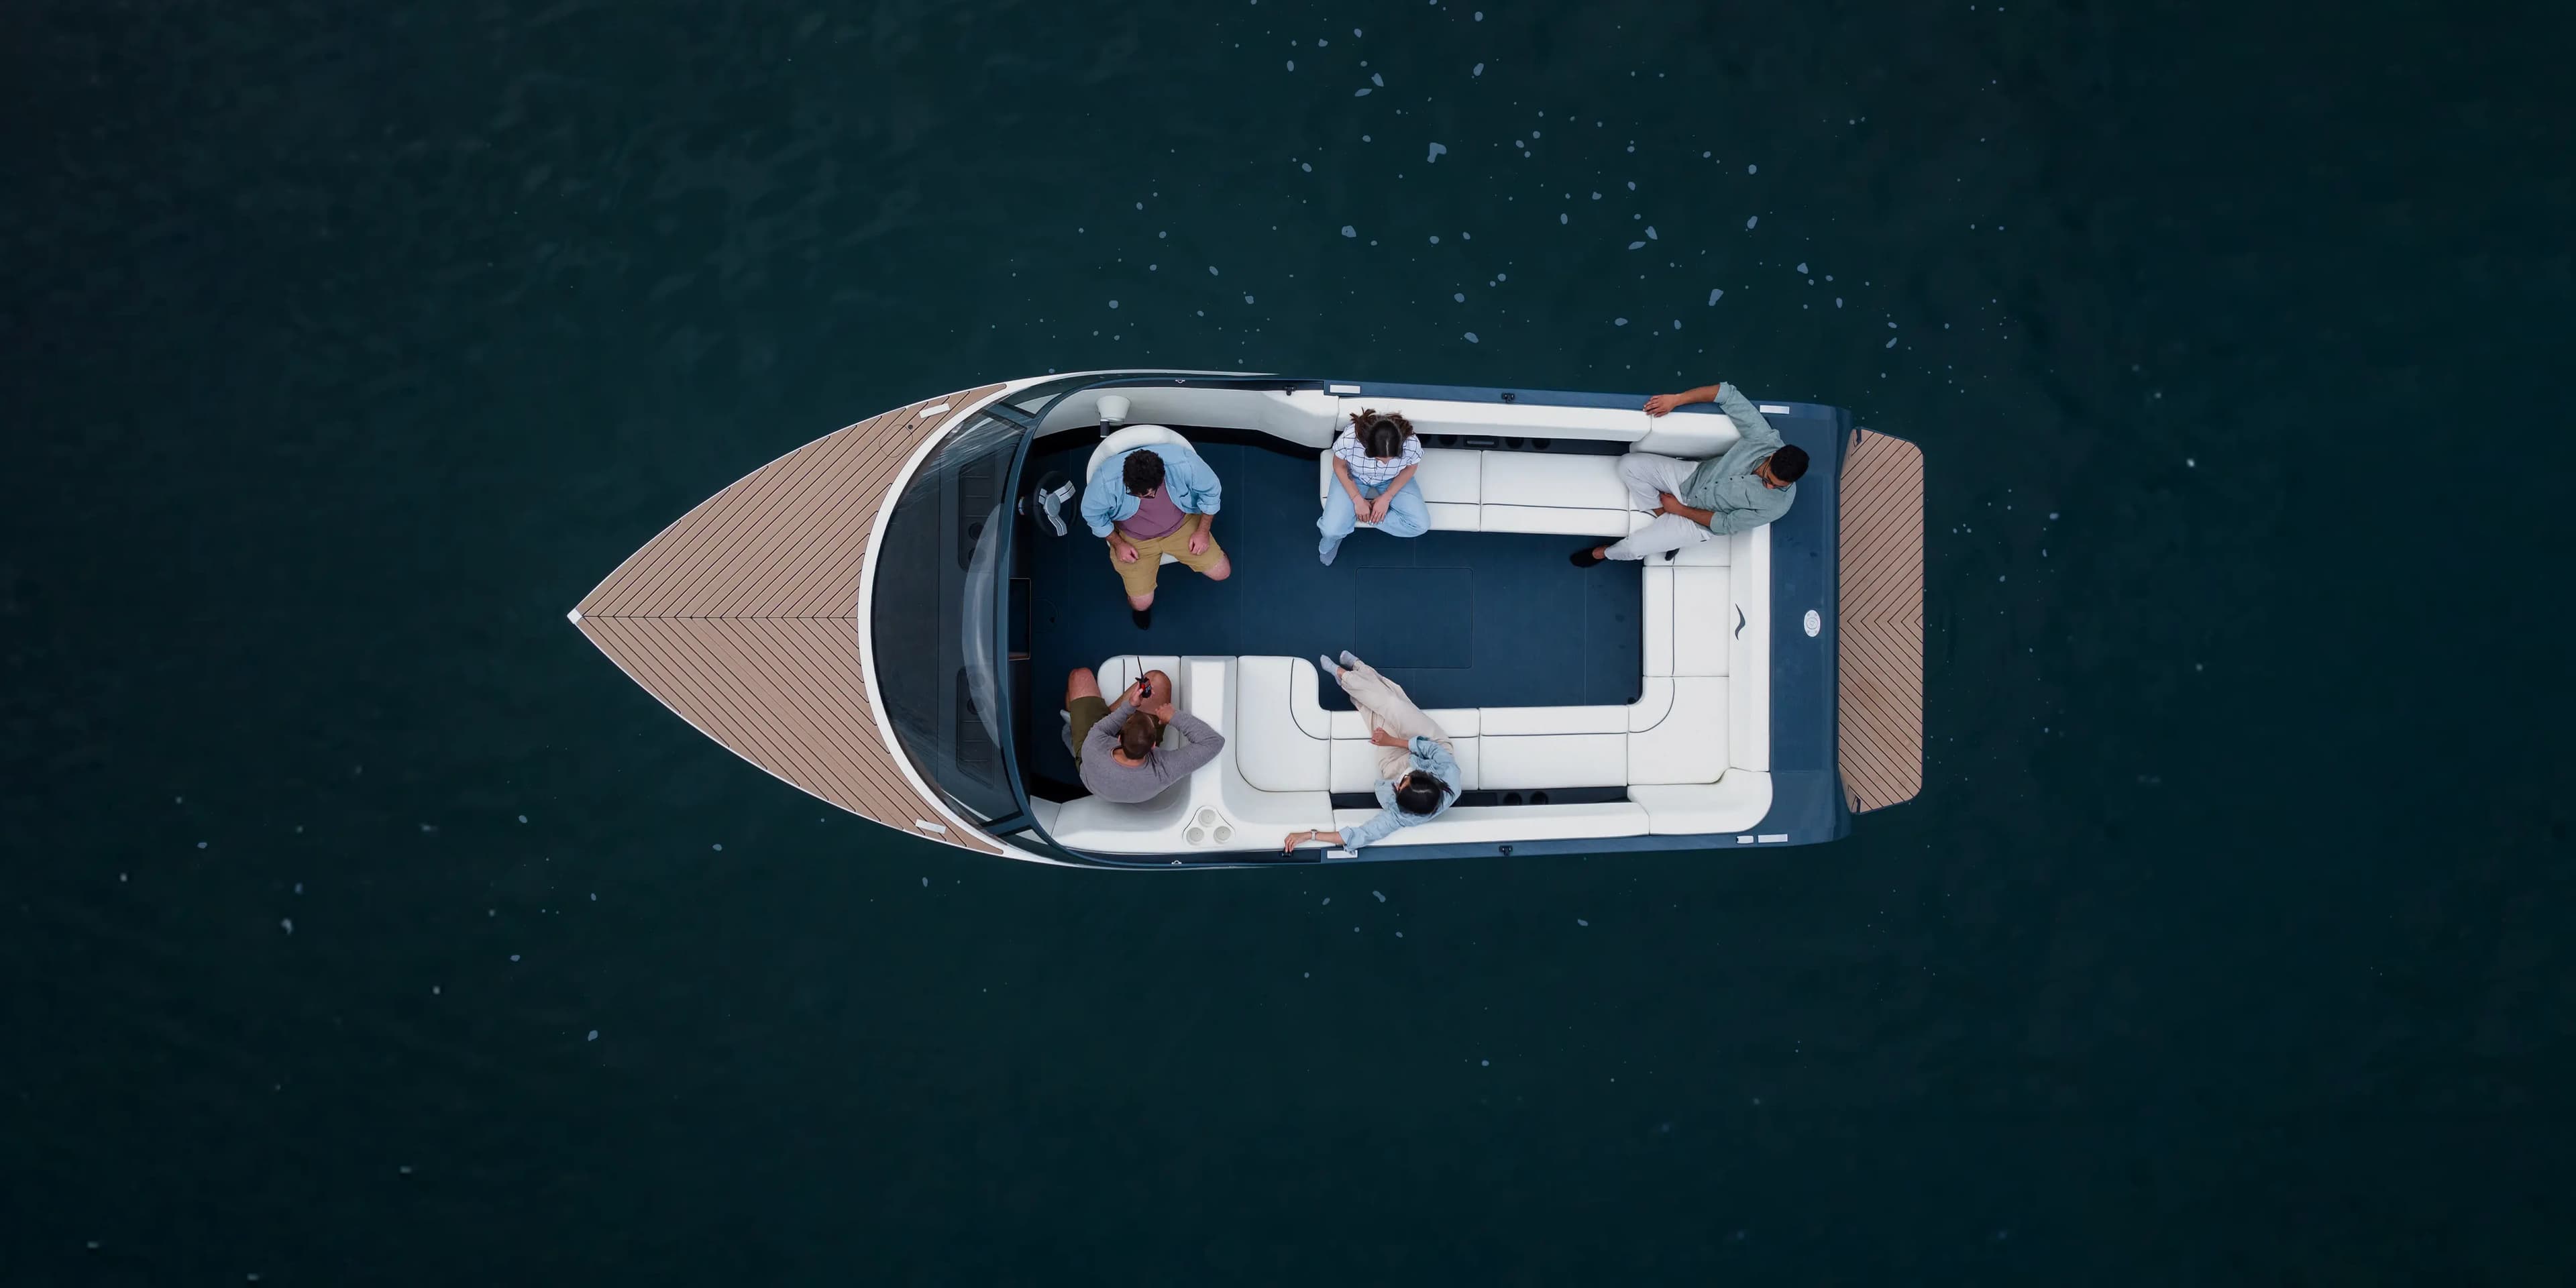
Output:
top-left (1601, 452), bottom-right (1717, 561)
top-left (1334, 657), bottom-right (1454, 779)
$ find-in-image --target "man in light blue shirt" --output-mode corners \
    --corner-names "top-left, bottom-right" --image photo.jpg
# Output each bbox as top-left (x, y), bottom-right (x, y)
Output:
top-left (1570, 380), bottom-right (1809, 566)
top-left (1283, 653), bottom-right (1462, 854)
top-left (1079, 441), bottom-right (1230, 629)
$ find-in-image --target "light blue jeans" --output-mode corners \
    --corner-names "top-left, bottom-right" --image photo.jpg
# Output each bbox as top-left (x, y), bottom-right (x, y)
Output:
top-left (1318, 476), bottom-right (1430, 561)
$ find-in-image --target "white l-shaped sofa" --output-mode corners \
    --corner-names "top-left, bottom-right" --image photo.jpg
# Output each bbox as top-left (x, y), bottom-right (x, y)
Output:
top-left (1034, 389), bottom-right (1780, 857)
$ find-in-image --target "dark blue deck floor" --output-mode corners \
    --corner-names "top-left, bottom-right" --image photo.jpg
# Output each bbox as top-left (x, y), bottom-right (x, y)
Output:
top-left (1018, 432), bottom-right (1642, 788)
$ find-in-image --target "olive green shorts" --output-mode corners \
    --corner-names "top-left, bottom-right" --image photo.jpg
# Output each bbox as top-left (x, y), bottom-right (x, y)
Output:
top-left (1066, 695), bottom-right (1112, 764)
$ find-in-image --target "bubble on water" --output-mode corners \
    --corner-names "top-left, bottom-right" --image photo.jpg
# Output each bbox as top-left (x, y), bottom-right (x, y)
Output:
top-left (1481, 1059), bottom-right (1491, 1066)
top-left (1795, 262), bottom-right (1809, 273)
top-left (1371, 72), bottom-right (1384, 85)
top-left (1472, 62), bottom-right (1484, 76)
top-left (1428, 235), bottom-right (1440, 244)
top-left (1744, 216), bottom-right (1759, 230)
top-left (1672, 320), bottom-right (1681, 330)
top-left (921, 877), bottom-right (929, 887)
top-left (590, 892), bottom-right (596, 900)
top-left (1426, 142), bottom-right (1447, 163)
top-left (1576, 918), bottom-right (1589, 926)
top-left (1614, 317), bottom-right (1628, 326)
top-left (1341, 225), bottom-right (1357, 237)
top-left (1244, 294), bottom-right (1256, 303)
top-left (197, 841), bottom-right (207, 849)
top-left (1496, 272), bottom-right (1506, 281)
top-left (1463, 331), bottom-right (1479, 343)
top-left (1559, 213), bottom-right (1568, 224)
top-left (1747, 163), bottom-right (1758, 174)
top-left (509, 954), bottom-right (521, 962)
top-left (1645, 226), bottom-right (1658, 239)
top-left (1835, 297), bottom-right (1843, 307)
top-left (293, 882), bottom-right (303, 894)
top-left (517, 814), bottom-right (527, 823)
top-left (1322, 897), bottom-right (1331, 905)
top-left (1373, 890), bottom-right (1386, 902)
top-left (1474, 9), bottom-right (1484, 19)
top-left (280, 918), bottom-right (294, 935)
top-left (1108, 300), bottom-right (1119, 309)
top-left (1208, 265), bottom-right (1219, 275)
top-left (587, 1030), bottom-right (599, 1041)
top-left (1628, 241), bottom-right (1645, 250)
top-left (2048, 511), bottom-right (2059, 520)
top-left (1286, 59), bottom-right (1294, 70)
top-left (711, 843), bottom-right (722, 851)
top-left (1453, 292), bottom-right (1465, 302)
top-left (1354, 87), bottom-right (1371, 97)
top-left (1884, 336), bottom-right (1898, 348)
top-left (431, 985), bottom-right (440, 994)
top-left (1709, 288), bottom-right (1724, 304)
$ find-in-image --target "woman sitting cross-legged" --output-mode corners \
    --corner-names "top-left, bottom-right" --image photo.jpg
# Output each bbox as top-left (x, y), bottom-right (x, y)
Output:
top-left (1317, 409), bottom-right (1429, 566)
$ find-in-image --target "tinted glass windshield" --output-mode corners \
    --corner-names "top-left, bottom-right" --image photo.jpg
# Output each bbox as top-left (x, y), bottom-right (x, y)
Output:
top-left (871, 411), bottom-right (1025, 822)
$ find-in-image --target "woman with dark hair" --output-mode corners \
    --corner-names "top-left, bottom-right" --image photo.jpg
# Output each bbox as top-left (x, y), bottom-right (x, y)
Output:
top-left (1317, 409), bottom-right (1430, 566)
top-left (1282, 652), bottom-right (1462, 855)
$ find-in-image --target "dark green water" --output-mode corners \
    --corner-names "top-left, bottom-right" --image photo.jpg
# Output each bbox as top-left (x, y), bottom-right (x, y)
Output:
top-left (8, 0), bottom-right (2573, 1281)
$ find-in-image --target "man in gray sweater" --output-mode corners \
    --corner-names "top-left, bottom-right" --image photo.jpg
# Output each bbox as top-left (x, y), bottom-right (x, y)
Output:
top-left (1069, 669), bottom-right (1227, 802)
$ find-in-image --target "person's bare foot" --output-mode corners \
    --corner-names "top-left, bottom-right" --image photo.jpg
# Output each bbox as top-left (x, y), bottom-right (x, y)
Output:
top-left (1569, 545), bottom-right (1607, 568)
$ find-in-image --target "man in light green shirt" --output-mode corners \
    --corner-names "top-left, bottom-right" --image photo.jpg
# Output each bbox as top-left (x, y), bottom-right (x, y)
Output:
top-left (1571, 381), bottom-right (1809, 566)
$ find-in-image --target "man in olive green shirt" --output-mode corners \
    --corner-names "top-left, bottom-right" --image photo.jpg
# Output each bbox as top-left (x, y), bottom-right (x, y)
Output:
top-left (1571, 381), bottom-right (1809, 566)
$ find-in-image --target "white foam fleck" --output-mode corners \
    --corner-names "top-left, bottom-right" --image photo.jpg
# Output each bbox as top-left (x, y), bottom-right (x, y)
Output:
top-left (1472, 62), bottom-right (1484, 76)
top-left (1426, 142), bottom-right (1447, 163)
top-left (1795, 262), bottom-right (1809, 273)
top-left (921, 877), bottom-right (929, 886)
top-left (1373, 891), bottom-right (1386, 902)
top-left (1835, 297), bottom-right (1843, 307)
top-left (1708, 288), bottom-right (1724, 304)
top-left (509, 954), bottom-right (520, 962)
top-left (1454, 292), bottom-right (1465, 302)
top-left (1577, 918), bottom-right (1589, 926)
top-left (197, 841), bottom-right (207, 849)
top-left (280, 918), bottom-right (293, 935)
top-left (517, 814), bottom-right (527, 823)
top-left (1672, 320), bottom-right (1681, 330)
top-left (1322, 897), bottom-right (1331, 904)
top-left (1558, 213), bottom-right (1568, 224)
top-left (1747, 163), bottom-right (1758, 174)
top-left (1627, 240), bottom-right (1644, 250)
top-left (1428, 234), bottom-right (1440, 244)
top-left (1614, 317), bottom-right (1628, 325)
top-left (587, 1030), bottom-right (599, 1041)
top-left (1745, 215), bottom-right (1759, 229)
top-left (1464, 331), bottom-right (1479, 343)
top-left (293, 882), bottom-right (303, 894)
top-left (1108, 300), bottom-right (1118, 309)
top-left (1884, 336), bottom-right (1898, 348)
top-left (1645, 226), bottom-right (1658, 239)
top-left (1208, 265), bottom-right (1219, 275)
top-left (1243, 294), bottom-right (1254, 303)
top-left (1341, 225), bottom-right (1357, 237)
top-left (1286, 59), bottom-right (1294, 70)
top-left (711, 843), bottom-right (722, 851)
top-left (1354, 87), bottom-right (1371, 96)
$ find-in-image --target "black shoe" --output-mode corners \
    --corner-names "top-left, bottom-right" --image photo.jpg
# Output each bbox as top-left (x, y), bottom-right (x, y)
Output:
top-left (1661, 549), bottom-right (1678, 562)
top-left (1568, 546), bottom-right (1605, 568)
top-left (1130, 605), bottom-right (1153, 629)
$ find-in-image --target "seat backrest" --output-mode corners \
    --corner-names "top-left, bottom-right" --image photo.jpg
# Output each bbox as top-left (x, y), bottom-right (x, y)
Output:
top-left (1085, 425), bottom-right (1191, 484)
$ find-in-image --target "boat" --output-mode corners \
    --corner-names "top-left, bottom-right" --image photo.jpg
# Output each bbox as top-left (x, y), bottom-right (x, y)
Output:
top-left (569, 371), bottom-right (1922, 867)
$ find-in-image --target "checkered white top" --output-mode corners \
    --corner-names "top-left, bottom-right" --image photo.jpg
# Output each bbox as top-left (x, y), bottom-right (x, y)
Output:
top-left (1332, 427), bottom-right (1423, 488)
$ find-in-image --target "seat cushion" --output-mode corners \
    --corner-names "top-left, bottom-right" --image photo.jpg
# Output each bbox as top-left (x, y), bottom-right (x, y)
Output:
top-left (1231, 657), bottom-right (1328, 792)
top-left (1328, 707), bottom-right (1479, 740)
top-left (1477, 733), bottom-right (1627, 789)
top-left (1480, 451), bottom-right (1630, 510)
top-left (1670, 567), bottom-right (1733, 678)
top-left (1479, 504), bottom-right (1634, 537)
top-left (1626, 677), bottom-right (1728, 786)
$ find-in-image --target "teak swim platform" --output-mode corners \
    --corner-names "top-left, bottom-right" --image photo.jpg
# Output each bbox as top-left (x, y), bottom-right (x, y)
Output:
top-left (572, 372), bottom-right (1923, 867)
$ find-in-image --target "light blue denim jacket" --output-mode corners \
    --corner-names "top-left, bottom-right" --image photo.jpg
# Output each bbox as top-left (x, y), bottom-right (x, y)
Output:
top-left (1338, 736), bottom-right (1464, 850)
top-left (1080, 443), bottom-right (1225, 537)
top-left (1678, 383), bottom-right (1797, 535)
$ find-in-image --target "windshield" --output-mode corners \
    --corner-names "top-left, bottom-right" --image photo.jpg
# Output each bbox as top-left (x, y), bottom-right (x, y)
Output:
top-left (871, 410), bottom-right (1026, 822)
